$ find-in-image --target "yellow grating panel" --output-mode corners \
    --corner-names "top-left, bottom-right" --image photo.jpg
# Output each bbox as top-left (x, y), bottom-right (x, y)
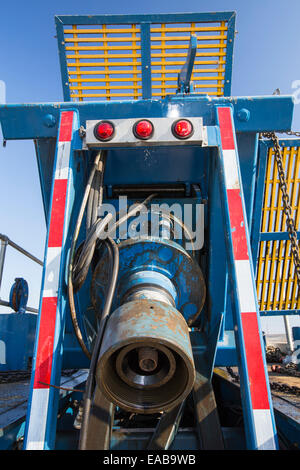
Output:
top-left (64, 24), bottom-right (143, 101)
top-left (150, 21), bottom-right (228, 98)
top-left (256, 145), bottom-right (300, 311)
top-left (63, 20), bottom-right (229, 101)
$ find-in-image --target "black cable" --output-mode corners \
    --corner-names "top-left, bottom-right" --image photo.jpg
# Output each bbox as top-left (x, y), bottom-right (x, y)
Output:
top-left (79, 237), bottom-right (119, 450)
top-left (68, 150), bottom-right (105, 359)
top-left (73, 193), bottom-right (156, 292)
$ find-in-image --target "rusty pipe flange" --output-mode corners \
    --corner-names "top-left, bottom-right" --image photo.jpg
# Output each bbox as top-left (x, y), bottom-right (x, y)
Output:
top-left (115, 343), bottom-right (176, 390)
top-left (96, 299), bottom-right (195, 414)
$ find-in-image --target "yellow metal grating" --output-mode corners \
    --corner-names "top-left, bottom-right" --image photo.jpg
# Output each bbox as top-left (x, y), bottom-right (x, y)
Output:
top-left (256, 145), bottom-right (300, 311)
top-left (64, 24), bottom-right (142, 101)
top-left (62, 20), bottom-right (229, 101)
top-left (150, 21), bottom-right (227, 98)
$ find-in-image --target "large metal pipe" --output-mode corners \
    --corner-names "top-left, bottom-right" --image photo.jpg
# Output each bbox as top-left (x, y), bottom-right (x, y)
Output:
top-left (96, 299), bottom-right (195, 414)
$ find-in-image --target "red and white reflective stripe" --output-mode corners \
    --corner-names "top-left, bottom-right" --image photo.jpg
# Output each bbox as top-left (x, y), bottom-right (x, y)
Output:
top-left (217, 106), bottom-right (276, 450)
top-left (25, 111), bottom-right (74, 449)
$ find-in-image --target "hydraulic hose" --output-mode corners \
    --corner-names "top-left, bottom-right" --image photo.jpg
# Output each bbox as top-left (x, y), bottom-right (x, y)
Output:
top-left (73, 193), bottom-right (157, 292)
top-left (79, 237), bottom-right (119, 450)
top-left (67, 150), bottom-right (106, 359)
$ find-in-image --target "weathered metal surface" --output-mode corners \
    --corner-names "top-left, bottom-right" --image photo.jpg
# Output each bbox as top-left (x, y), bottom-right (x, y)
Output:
top-left (96, 299), bottom-right (195, 414)
top-left (0, 370), bottom-right (88, 449)
top-left (0, 314), bottom-right (37, 371)
top-left (193, 372), bottom-right (224, 449)
top-left (91, 237), bottom-right (206, 324)
top-left (82, 385), bottom-right (114, 450)
top-left (147, 401), bottom-right (185, 449)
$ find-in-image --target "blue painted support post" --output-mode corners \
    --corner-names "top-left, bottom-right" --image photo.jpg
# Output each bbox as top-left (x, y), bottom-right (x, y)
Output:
top-left (140, 22), bottom-right (152, 99)
top-left (24, 110), bottom-right (80, 449)
top-left (215, 105), bottom-right (278, 450)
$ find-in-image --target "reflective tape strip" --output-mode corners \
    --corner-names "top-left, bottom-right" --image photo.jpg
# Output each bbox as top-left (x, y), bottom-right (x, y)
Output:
top-left (26, 389), bottom-right (51, 450)
top-left (42, 247), bottom-right (61, 297)
top-left (33, 296), bottom-right (58, 389)
top-left (227, 189), bottom-right (248, 259)
top-left (253, 409), bottom-right (276, 450)
top-left (55, 142), bottom-right (71, 180)
top-left (223, 149), bottom-right (239, 189)
top-left (217, 106), bottom-right (276, 449)
top-left (47, 179), bottom-right (68, 248)
top-left (58, 111), bottom-right (74, 141)
top-left (234, 261), bottom-right (256, 312)
top-left (25, 111), bottom-right (74, 450)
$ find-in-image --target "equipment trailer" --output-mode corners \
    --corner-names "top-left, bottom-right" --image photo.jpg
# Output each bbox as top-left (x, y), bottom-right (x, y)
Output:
top-left (0, 11), bottom-right (299, 451)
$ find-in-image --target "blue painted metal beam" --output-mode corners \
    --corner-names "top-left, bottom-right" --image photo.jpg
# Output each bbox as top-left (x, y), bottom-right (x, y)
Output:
top-left (260, 310), bottom-right (299, 316)
top-left (0, 95), bottom-right (294, 141)
top-left (55, 12), bottom-right (236, 25)
top-left (260, 231), bottom-right (300, 241)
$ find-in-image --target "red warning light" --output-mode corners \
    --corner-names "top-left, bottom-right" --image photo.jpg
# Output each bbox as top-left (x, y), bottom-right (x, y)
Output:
top-left (133, 119), bottom-right (154, 140)
top-left (94, 121), bottom-right (115, 141)
top-left (172, 119), bottom-right (193, 139)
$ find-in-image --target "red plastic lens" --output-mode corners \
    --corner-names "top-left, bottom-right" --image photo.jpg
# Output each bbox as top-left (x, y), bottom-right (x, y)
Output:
top-left (172, 120), bottom-right (193, 139)
top-left (134, 120), bottom-right (153, 139)
top-left (95, 121), bottom-right (114, 141)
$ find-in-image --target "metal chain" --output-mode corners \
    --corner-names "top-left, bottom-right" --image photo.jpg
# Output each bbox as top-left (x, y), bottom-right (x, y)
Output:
top-left (226, 366), bottom-right (300, 397)
top-left (0, 369), bottom-right (78, 384)
top-left (260, 131), bottom-right (300, 288)
top-left (285, 130), bottom-right (300, 138)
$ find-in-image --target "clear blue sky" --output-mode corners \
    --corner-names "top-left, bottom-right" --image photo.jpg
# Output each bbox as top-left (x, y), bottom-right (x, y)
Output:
top-left (0, 0), bottom-right (299, 335)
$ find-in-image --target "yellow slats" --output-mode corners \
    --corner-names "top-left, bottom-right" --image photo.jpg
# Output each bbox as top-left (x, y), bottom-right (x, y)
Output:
top-left (151, 60), bottom-right (226, 66)
top-left (70, 83), bottom-right (222, 90)
top-left (67, 45), bottom-right (140, 51)
top-left (67, 61), bottom-right (141, 67)
top-left (152, 90), bottom-right (221, 96)
top-left (70, 85), bottom-right (142, 90)
top-left (70, 92), bottom-right (142, 98)
top-left (64, 26), bottom-right (228, 34)
top-left (66, 46), bottom-right (140, 51)
top-left (151, 52), bottom-right (226, 57)
top-left (67, 54), bottom-right (142, 59)
top-left (64, 27), bottom-right (140, 34)
top-left (150, 34), bottom-right (228, 41)
top-left (70, 77), bottom-right (141, 82)
top-left (256, 145), bottom-right (300, 311)
top-left (150, 26), bottom-right (228, 32)
top-left (63, 20), bottom-right (229, 101)
top-left (65, 37), bottom-right (141, 43)
top-left (152, 75), bottom-right (223, 81)
top-left (152, 83), bottom-right (223, 89)
top-left (69, 69), bottom-right (141, 75)
top-left (151, 44), bottom-right (227, 50)
top-left (152, 68), bottom-right (225, 74)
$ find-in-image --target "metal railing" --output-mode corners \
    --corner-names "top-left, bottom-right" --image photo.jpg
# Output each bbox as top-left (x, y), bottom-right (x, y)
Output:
top-left (0, 234), bottom-right (43, 313)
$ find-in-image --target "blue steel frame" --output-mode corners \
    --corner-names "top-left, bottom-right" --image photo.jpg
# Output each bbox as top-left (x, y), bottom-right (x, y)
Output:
top-left (23, 110), bottom-right (81, 450)
top-left (54, 12), bottom-right (236, 101)
top-left (251, 138), bottom-right (300, 316)
top-left (0, 92), bottom-right (294, 450)
top-left (215, 105), bottom-right (278, 450)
